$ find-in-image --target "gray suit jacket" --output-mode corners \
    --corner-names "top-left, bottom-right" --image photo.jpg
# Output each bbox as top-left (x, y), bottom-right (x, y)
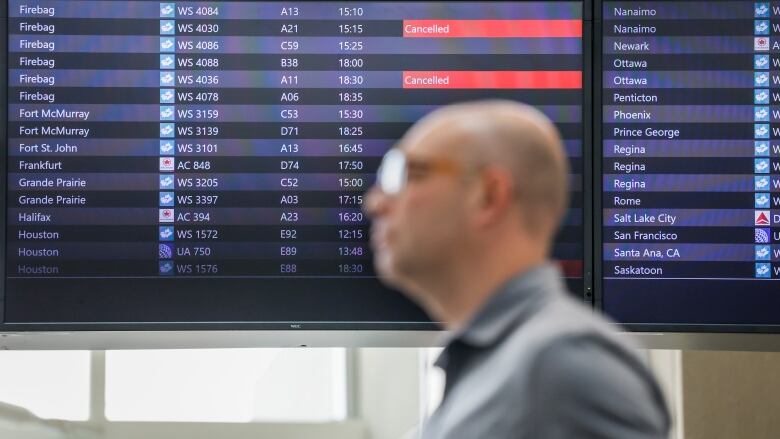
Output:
top-left (422, 263), bottom-right (670, 439)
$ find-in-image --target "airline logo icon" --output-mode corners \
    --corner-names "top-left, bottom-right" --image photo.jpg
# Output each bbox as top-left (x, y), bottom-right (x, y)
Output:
top-left (755, 89), bottom-right (770, 105)
top-left (159, 208), bottom-right (175, 223)
top-left (756, 193), bottom-right (771, 208)
top-left (159, 260), bottom-right (174, 275)
top-left (755, 158), bottom-right (771, 173)
top-left (160, 20), bottom-right (175, 35)
top-left (755, 106), bottom-right (770, 122)
top-left (160, 123), bottom-right (175, 137)
top-left (755, 54), bottom-right (770, 69)
top-left (755, 141), bottom-right (770, 156)
top-left (159, 174), bottom-right (175, 189)
top-left (160, 157), bottom-right (175, 171)
top-left (756, 175), bottom-right (770, 190)
top-left (160, 3), bottom-right (175, 18)
top-left (160, 106), bottom-right (175, 121)
top-left (160, 54), bottom-right (175, 69)
top-left (755, 72), bottom-right (770, 86)
top-left (160, 72), bottom-right (175, 86)
top-left (756, 228), bottom-right (771, 243)
top-left (160, 191), bottom-right (175, 206)
top-left (755, 37), bottom-right (770, 51)
top-left (755, 2), bottom-right (770, 18)
top-left (160, 89), bottom-right (175, 104)
top-left (160, 37), bottom-right (175, 52)
top-left (159, 243), bottom-right (174, 259)
top-left (756, 263), bottom-right (771, 278)
top-left (756, 245), bottom-right (772, 260)
top-left (160, 140), bottom-right (175, 155)
top-left (755, 124), bottom-right (770, 139)
top-left (159, 226), bottom-right (174, 241)
top-left (755, 210), bottom-right (771, 226)
top-left (756, 20), bottom-right (770, 35)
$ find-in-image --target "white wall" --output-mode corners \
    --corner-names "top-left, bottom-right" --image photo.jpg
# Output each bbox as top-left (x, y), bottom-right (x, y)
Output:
top-left (0, 347), bottom-right (684, 439)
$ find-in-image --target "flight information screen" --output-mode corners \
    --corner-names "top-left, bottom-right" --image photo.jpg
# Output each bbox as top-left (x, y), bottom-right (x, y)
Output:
top-left (601, 0), bottom-right (780, 328)
top-left (3, 0), bottom-right (584, 326)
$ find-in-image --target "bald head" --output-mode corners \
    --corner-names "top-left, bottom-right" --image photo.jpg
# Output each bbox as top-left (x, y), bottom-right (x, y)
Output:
top-left (403, 100), bottom-right (569, 237)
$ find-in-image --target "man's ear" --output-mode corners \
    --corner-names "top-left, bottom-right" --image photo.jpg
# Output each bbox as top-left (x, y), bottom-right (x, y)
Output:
top-left (472, 167), bottom-right (515, 227)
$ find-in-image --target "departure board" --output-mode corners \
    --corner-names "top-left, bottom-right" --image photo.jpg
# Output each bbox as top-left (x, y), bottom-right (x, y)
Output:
top-left (3, 0), bottom-right (584, 326)
top-left (601, 0), bottom-right (780, 327)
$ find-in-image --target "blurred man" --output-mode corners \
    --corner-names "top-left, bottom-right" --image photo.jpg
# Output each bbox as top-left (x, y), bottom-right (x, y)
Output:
top-left (364, 101), bottom-right (670, 439)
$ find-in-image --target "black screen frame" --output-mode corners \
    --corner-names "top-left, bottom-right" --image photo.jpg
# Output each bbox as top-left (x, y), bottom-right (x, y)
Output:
top-left (0, 0), bottom-right (591, 334)
top-left (593, 0), bottom-right (780, 334)
top-left (5, 0), bottom-right (780, 343)
top-left (1, 0), bottom-right (8, 326)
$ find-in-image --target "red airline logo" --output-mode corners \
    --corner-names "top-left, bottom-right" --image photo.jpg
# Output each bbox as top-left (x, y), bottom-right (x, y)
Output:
top-left (755, 211), bottom-right (771, 226)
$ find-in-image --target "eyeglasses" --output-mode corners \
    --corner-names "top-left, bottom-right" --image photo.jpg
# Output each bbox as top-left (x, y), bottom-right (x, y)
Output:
top-left (375, 148), bottom-right (462, 195)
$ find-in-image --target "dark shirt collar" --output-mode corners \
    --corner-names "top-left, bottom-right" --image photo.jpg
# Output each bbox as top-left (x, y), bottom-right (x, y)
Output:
top-left (435, 262), bottom-right (565, 369)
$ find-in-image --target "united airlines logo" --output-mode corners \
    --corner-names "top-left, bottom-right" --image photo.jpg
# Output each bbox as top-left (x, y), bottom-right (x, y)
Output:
top-left (756, 228), bottom-right (771, 244)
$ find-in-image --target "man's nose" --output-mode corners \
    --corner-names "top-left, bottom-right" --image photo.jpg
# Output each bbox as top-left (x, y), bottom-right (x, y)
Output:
top-left (363, 185), bottom-right (390, 218)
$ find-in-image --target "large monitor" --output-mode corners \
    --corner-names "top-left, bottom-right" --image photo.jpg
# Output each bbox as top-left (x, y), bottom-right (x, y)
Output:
top-left (1, 0), bottom-right (586, 338)
top-left (597, 0), bottom-right (780, 334)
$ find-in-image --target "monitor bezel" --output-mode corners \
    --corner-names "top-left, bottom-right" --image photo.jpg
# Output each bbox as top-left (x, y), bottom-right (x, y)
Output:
top-left (592, 0), bottom-right (780, 335)
top-left (7, 0), bottom-right (780, 349)
top-left (0, 0), bottom-right (589, 342)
